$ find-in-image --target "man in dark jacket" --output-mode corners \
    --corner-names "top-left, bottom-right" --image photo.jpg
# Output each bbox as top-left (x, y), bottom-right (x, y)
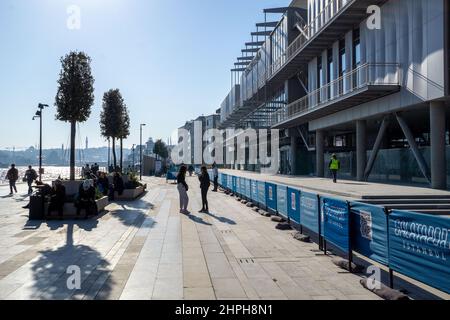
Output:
top-left (24, 166), bottom-right (38, 195)
top-left (198, 166), bottom-right (210, 213)
top-left (6, 164), bottom-right (19, 195)
top-left (48, 179), bottom-right (66, 218)
top-left (76, 180), bottom-right (97, 218)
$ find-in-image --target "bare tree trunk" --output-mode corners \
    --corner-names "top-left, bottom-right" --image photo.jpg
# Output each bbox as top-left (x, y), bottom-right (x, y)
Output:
top-left (120, 138), bottom-right (123, 172)
top-left (70, 121), bottom-right (76, 180)
top-left (112, 137), bottom-right (117, 171)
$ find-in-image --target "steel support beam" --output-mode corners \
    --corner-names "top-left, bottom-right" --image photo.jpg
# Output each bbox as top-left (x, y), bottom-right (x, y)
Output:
top-left (395, 113), bottom-right (431, 184)
top-left (364, 116), bottom-right (389, 180)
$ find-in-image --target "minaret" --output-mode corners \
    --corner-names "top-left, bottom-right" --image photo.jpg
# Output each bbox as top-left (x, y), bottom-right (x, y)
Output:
top-left (85, 137), bottom-right (89, 150)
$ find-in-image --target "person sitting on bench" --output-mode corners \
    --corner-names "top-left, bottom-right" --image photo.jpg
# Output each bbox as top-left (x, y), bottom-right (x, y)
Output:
top-left (48, 179), bottom-right (66, 218)
top-left (112, 172), bottom-right (124, 198)
top-left (76, 180), bottom-right (97, 219)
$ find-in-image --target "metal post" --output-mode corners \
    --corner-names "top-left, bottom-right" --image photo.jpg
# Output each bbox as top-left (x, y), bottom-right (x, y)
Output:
top-left (33, 104), bottom-right (48, 182)
top-left (140, 126), bottom-right (143, 181)
top-left (389, 269), bottom-right (394, 289)
top-left (140, 124), bottom-right (146, 181)
top-left (39, 110), bottom-right (43, 182)
top-left (318, 194), bottom-right (324, 252)
top-left (132, 145), bottom-right (135, 173)
top-left (347, 202), bottom-right (353, 273)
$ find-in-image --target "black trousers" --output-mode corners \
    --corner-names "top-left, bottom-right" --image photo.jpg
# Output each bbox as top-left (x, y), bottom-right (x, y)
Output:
top-left (201, 188), bottom-right (209, 211)
top-left (48, 200), bottom-right (64, 217)
top-left (331, 170), bottom-right (338, 183)
top-left (76, 200), bottom-right (98, 217)
top-left (27, 180), bottom-right (34, 194)
top-left (9, 180), bottom-right (17, 194)
top-left (213, 177), bottom-right (218, 191)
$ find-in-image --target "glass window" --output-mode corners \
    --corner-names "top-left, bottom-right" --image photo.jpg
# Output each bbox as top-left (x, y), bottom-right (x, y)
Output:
top-left (353, 28), bottom-right (361, 67)
top-left (339, 39), bottom-right (346, 76)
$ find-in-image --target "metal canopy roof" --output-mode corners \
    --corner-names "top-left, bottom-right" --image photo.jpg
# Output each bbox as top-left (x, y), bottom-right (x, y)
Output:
top-left (241, 48), bottom-right (260, 53)
top-left (237, 56), bottom-right (255, 61)
top-left (245, 41), bottom-right (265, 46)
top-left (256, 21), bottom-right (279, 28)
top-left (251, 31), bottom-right (272, 37)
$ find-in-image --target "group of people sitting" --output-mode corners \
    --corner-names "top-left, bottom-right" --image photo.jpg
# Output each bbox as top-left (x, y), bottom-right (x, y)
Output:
top-left (23, 170), bottom-right (126, 219)
top-left (24, 178), bottom-right (98, 219)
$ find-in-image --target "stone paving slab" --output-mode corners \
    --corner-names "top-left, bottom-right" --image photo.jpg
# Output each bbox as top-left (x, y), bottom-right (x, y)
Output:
top-left (0, 178), bottom-right (448, 300)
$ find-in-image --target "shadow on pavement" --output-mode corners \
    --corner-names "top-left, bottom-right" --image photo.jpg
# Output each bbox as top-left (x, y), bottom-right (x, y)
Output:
top-left (205, 211), bottom-right (236, 225)
top-left (109, 197), bottom-right (156, 228)
top-left (188, 214), bottom-right (212, 226)
top-left (31, 221), bottom-right (114, 300)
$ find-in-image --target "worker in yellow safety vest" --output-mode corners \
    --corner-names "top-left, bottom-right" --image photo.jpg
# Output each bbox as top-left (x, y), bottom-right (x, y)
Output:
top-left (329, 154), bottom-right (340, 183)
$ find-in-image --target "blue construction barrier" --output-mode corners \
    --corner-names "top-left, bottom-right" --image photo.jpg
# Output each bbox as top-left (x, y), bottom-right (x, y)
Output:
top-left (276, 184), bottom-right (288, 219)
top-left (220, 173), bottom-right (227, 189)
top-left (265, 183), bottom-right (277, 213)
top-left (232, 176), bottom-right (237, 193)
top-left (227, 175), bottom-right (233, 191)
top-left (287, 187), bottom-right (301, 224)
top-left (235, 177), bottom-right (241, 196)
top-left (300, 191), bottom-right (320, 234)
top-left (321, 197), bottom-right (350, 253)
top-left (245, 178), bottom-right (251, 199)
top-left (257, 181), bottom-right (266, 208)
top-left (240, 177), bottom-right (247, 198)
top-left (222, 173), bottom-right (450, 294)
top-left (388, 210), bottom-right (450, 294)
top-left (250, 180), bottom-right (258, 203)
top-left (350, 202), bottom-right (389, 266)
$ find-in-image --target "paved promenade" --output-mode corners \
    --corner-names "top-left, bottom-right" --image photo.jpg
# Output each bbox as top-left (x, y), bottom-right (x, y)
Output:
top-left (0, 177), bottom-right (446, 300)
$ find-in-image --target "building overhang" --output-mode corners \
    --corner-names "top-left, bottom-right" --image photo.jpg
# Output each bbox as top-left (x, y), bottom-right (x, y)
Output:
top-left (272, 84), bottom-right (400, 129)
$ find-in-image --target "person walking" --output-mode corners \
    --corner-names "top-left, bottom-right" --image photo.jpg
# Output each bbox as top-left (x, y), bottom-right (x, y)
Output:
top-left (177, 165), bottom-right (190, 214)
top-left (24, 165), bottom-right (38, 195)
top-left (329, 154), bottom-right (340, 183)
top-left (212, 162), bottom-right (219, 192)
top-left (6, 164), bottom-right (19, 195)
top-left (198, 166), bottom-right (210, 213)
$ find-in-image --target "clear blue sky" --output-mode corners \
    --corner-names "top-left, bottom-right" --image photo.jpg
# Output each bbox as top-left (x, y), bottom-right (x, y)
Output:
top-left (0, 0), bottom-right (286, 150)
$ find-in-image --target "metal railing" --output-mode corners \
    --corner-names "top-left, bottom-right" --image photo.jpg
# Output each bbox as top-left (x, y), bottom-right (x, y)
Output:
top-left (270, 63), bottom-right (401, 126)
top-left (287, 0), bottom-right (352, 63)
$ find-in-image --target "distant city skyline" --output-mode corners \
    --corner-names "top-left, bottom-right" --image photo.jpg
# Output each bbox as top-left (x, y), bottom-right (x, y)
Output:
top-left (0, 0), bottom-right (286, 149)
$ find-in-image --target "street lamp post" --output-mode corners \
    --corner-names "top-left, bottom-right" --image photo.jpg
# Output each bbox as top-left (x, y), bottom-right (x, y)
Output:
top-left (132, 144), bottom-right (136, 173)
top-left (140, 124), bottom-right (146, 181)
top-left (33, 103), bottom-right (49, 182)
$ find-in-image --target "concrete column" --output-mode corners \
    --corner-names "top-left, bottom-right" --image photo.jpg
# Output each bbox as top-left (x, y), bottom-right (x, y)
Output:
top-left (316, 130), bottom-right (325, 177)
top-left (356, 120), bottom-right (367, 181)
top-left (430, 102), bottom-right (447, 189)
top-left (290, 136), bottom-right (299, 176)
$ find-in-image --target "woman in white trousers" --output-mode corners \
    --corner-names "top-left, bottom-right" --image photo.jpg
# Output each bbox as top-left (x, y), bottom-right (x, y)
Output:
top-left (177, 166), bottom-right (190, 214)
